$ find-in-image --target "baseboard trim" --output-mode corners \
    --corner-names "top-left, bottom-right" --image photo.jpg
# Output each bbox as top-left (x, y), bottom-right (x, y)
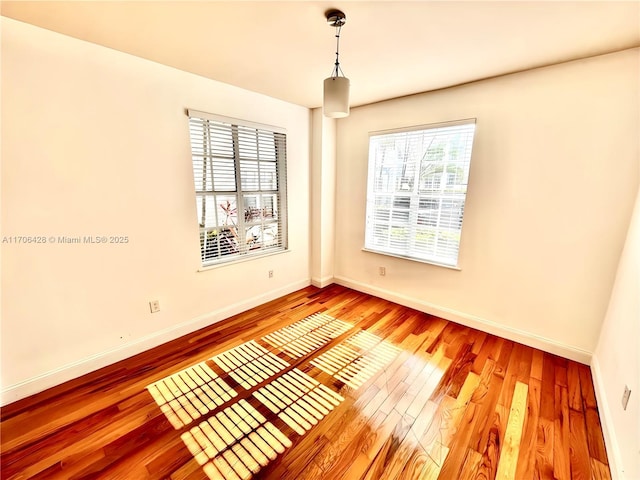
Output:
top-left (1, 279), bottom-right (310, 406)
top-left (334, 275), bottom-right (592, 364)
top-left (310, 275), bottom-right (335, 288)
top-left (590, 355), bottom-right (624, 479)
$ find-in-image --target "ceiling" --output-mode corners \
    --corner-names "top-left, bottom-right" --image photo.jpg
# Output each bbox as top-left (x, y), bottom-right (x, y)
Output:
top-left (2, 1), bottom-right (639, 109)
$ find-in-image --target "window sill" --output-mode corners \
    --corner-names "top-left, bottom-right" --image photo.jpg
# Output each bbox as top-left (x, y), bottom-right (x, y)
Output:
top-left (361, 248), bottom-right (461, 271)
top-left (197, 248), bottom-right (290, 272)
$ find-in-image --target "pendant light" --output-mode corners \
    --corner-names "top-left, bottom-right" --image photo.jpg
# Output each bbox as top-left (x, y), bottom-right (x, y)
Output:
top-left (323, 10), bottom-right (350, 118)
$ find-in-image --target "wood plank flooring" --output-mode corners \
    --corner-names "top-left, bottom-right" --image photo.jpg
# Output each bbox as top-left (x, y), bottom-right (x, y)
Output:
top-left (0, 285), bottom-right (611, 479)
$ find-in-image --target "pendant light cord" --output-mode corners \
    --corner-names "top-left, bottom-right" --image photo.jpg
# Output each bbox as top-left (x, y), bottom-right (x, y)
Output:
top-left (332, 24), bottom-right (345, 78)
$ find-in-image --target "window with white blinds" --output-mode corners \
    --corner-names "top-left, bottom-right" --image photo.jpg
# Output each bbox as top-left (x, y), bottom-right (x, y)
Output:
top-left (188, 110), bottom-right (287, 267)
top-left (364, 120), bottom-right (476, 268)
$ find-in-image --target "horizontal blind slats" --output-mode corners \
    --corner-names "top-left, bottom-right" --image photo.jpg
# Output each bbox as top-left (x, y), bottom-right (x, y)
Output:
top-left (188, 114), bottom-right (287, 266)
top-left (365, 120), bottom-right (476, 267)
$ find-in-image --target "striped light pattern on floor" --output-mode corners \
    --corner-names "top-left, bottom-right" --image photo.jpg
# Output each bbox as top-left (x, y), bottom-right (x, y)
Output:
top-left (146, 362), bottom-right (237, 429)
top-left (180, 399), bottom-right (292, 480)
top-left (252, 368), bottom-right (344, 435)
top-left (310, 330), bottom-right (401, 389)
top-left (262, 313), bottom-right (353, 358)
top-left (211, 340), bottom-right (290, 390)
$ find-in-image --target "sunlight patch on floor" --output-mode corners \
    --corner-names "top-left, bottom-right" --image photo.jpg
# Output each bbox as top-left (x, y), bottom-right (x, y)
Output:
top-left (212, 340), bottom-right (290, 389)
top-left (146, 362), bottom-right (237, 429)
top-left (181, 399), bottom-right (291, 480)
top-left (310, 330), bottom-right (401, 389)
top-left (253, 368), bottom-right (344, 435)
top-left (262, 312), bottom-right (353, 358)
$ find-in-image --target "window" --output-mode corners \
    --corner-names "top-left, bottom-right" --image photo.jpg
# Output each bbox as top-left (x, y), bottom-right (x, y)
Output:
top-left (364, 119), bottom-right (476, 268)
top-left (188, 110), bottom-right (287, 267)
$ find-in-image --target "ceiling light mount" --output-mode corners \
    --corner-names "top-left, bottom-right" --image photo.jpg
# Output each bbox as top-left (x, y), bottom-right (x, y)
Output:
top-left (323, 9), bottom-right (350, 118)
top-left (326, 10), bottom-right (346, 27)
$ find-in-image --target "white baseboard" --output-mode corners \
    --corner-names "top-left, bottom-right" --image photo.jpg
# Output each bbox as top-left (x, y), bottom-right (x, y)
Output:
top-left (0, 279), bottom-right (310, 406)
top-left (590, 355), bottom-right (624, 480)
top-left (334, 275), bottom-right (593, 364)
top-left (310, 275), bottom-right (334, 288)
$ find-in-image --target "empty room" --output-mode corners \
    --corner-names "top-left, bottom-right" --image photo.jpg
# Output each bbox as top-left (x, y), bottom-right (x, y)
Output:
top-left (1, 2), bottom-right (639, 479)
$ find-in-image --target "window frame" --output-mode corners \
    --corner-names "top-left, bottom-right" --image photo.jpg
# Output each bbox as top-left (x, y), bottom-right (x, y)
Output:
top-left (363, 119), bottom-right (476, 269)
top-left (187, 110), bottom-right (288, 269)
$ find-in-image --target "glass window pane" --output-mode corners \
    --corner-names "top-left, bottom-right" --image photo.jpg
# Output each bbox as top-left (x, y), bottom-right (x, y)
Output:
top-left (216, 195), bottom-right (238, 229)
top-left (212, 157), bottom-right (236, 191)
top-left (245, 224), bottom-right (279, 250)
top-left (192, 156), bottom-right (213, 191)
top-left (259, 137), bottom-right (276, 161)
top-left (238, 127), bottom-right (258, 159)
top-left (260, 162), bottom-right (277, 190)
top-left (195, 194), bottom-right (220, 229)
top-left (240, 160), bottom-right (259, 190)
top-left (263, 194), bottom-right (277, 219)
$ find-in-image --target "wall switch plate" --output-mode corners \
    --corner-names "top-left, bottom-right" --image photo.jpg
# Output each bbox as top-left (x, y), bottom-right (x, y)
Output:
top-left (622, 385), bottom-right (631, 410)
top-left (149, 300), bottom-right (160, 313)
top-left (379, 266), bottom-right (386, 276)
top-left (268, 270), bottom-right (274, 278)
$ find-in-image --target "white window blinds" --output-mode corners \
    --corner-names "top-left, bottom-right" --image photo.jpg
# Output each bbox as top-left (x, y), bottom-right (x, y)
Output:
top-left (364, 120), bottom-right (476, 267)
top-left (188, 111), bottom-right (287, 266)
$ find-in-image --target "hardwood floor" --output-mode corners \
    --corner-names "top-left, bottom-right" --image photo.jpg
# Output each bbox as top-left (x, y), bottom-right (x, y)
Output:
top-left (0, 285), bottom-right (611, 479)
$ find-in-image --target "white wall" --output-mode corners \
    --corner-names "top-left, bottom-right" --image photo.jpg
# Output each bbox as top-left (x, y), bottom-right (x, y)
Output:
top-left (1, 18), bottom-right (311, 404)
top-left (593, 187), bottom-right (640, 480)
top-left (334, 49), bottom-right (639, 362)
top-left (310, 109), bottom-right (336, 287)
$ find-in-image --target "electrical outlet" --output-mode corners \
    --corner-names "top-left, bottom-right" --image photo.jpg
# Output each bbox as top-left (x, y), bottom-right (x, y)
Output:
top-left (622, 385), bottom-right (631, 410)
top-left (268, 270), bottom-right (274, 278)
top-left (149, 300), bottom-right (160, 313)
top-left (379, 266), bottom-right (386, 276)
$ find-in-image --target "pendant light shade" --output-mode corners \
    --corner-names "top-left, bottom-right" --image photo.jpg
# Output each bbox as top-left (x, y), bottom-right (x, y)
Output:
top-left (323, 76), bottom-right (350, 118)
top-left (323, 10), bottom-right (350, 118)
